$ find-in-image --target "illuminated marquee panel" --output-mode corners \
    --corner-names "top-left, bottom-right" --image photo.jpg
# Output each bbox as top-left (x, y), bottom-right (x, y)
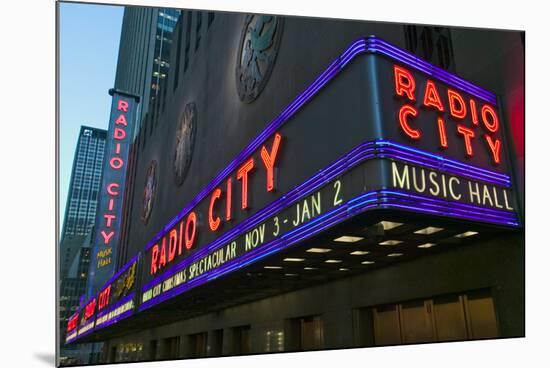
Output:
top-left (65, 312), bottom-right (79, 344)
top-left (88, 89), bottom-right (139, 295)
top-left (139, 139), bottom-right (518, 310)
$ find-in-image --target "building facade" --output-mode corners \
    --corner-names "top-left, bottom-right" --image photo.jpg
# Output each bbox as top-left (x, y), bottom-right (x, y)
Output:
top-left (114, 7), bottom-right (181, 141)
top-left (66, 8), bottom-right (524, 364)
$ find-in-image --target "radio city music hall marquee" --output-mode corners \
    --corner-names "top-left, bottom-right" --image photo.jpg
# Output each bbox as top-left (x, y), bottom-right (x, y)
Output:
top-left (68, 36), bottom-right (520, 342)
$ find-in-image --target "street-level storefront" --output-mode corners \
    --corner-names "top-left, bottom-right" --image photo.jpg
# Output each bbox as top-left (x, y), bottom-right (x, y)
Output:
top-left (65, 12), bottom-right (524, 364)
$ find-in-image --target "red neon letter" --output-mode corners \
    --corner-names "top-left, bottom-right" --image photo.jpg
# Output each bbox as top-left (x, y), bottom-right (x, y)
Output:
top-left (423, 80), bottom-right (444, 111)
top-left (107, 183), bottom-right (119, 196)
top-left (115, 114), bottom-right (128, 126)
top-left (168, 229), bottom-right (177, 262)
top-left (185, 212), bottom-right (197, 250)
top-left (260, 133), bottom-right (282, 192)
top-left (103, 214), bottom-right (115, 227)
top-left (448, 89), bottom-right (466, 119)
top-left (470, 99), bottom-right (479, 125)
top-left (457, 125), bottom-right (475, 156)
top-left (394, 65), bottom-right (416, 101)
top-left (101, 230), bottom-right (114, 244)
top-left (159, 237), bottom-right (167, 269)
top-left (236, 158), bottom-right (255, 209)
top-left (178, 220), bottom-right (185, 256)
top-left (150, 244), bottom-right (159, 275)
top-left (114, 127), bottom-right (126, 140)
top-left (226, 177), bottom-right (232, 221)
top-left (117, 99), bottom-right (129, 112)
top-left (110, 157), bottom-right (124, 169)
top-left (437, 116), bottom-right (448, 149)
top-left (208, 188), bottom-right (222, 231)
top-left (398, 104), bottom-right (420, 139)
top-left (485, 135), bottom-right (501, 164)
top-left (481, 104), bottom-right (499, 133)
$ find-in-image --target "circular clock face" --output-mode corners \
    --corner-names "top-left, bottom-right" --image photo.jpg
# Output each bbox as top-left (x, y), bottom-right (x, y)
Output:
top-left (141, 160), bottom-right (158, 224)
top-left (236, 15), bottom-right (283, 103)
top-left (173, 102), bottom-right (197, 186)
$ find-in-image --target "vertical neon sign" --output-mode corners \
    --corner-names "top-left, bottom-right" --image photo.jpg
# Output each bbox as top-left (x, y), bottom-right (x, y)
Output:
top-left (88, 88), bottom-right (139, 296)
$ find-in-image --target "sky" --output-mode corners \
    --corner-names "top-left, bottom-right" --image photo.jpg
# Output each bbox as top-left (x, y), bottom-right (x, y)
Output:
top-left (59, 2), bottom-right (124, 235)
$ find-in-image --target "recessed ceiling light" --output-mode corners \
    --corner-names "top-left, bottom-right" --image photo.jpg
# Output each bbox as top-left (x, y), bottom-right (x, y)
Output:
top-left (334, 235), bottom-right (364, 243)
top-left (361, 260), bottom-right (375, 265)
top-left (414, 227), bottom-right (444, 235)
top-left (387, 252), bottom-right (404, 257)
top-left (455, 231), bottom-right (478, 238)
top-left (264, 266), bottom-right (282, 270)
top-left (304, 267), bottom-right (318, 270)
top-left (325, 259), bottom-right (342, 264)
top-left (284, 273), bottom-right (298, 276)
top-left (417, 243), bottom-right (437, 249)
top-left (379, 221), bottom-right (403, 230)
top-left (339, 268), bottom-right (350, 271)
top-left (283, 258), bottom-right (305, 262)
top-left (350, 251), bottom-right (370, 256)
top-left (306, 248), bottom-right (332, 253)
top-left (379, 240), bottom-right (403, 246)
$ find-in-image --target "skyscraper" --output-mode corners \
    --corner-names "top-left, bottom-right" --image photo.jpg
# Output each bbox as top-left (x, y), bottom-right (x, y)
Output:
top-left (59, 126), bottom-right (106, 364)
top-left (114, 7), bottom-right (181, 140)
top-left (60, 126), bottom-right (107, 242)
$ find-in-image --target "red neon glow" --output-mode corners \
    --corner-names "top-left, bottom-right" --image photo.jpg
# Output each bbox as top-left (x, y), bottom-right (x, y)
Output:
top-left (457, 125), bottom-right (475, 156)
top-left (110, 157), bottom-right (124, 170)
top-left (208, 188), bottom-right (222, 231)
top-left (151, 244), bottom-right (158, 275)
top-left (226, 177), bottom-right (232, 221)
top-left (98, 285), bottom-right (111, 311)
top-left (423, 80), bottom-right (444, 111)
top-left (114, 127), bottom-right (126, 140)
top-left (159, 237), bottom-right (167, 269)
top-left (437, 117), bottom-right (448, 148)
top-left (485, 135), bottom-right (502, 164)
top-left (108, 199), bottom-right (114, 211)
top-left (103, 214), bottom-right (115, 227)
top-left (393, 65), bottom-right (416, 101)
top-left (398, 104), bottom-right (421, 139)
top-left (236, 157), bottom-right (255, 209)
top-left (101, 230), bottom-right (114, 244)
top-left (470, 99), bottom-right (479, 125)
top-left (185, 212), bottom-right (197, 250)
top-left (117, 99), bottom-right (129, 112)
top-left (67, 315), bottom-right (78, 332)
top-left (84, 298), bottom-right (96, 320)
top-left (107, 183), bottom-right (120, 196)
top-left (260, 133), bottom-right (282, 192)
top-left (178, 220), bottom-right (185, 255)
top-left (115, 114), bottom-right (128, 126)
top-left (481, 104), bottom-right (499, 133)
top-left (168, 229), bottom-right (178, 262)
top-left (448, 89), bottom-right (467, 119)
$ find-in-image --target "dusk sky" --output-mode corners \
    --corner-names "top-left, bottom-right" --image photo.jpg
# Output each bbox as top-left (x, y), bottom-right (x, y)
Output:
top-left (59, 2), bottom-right (124, 235)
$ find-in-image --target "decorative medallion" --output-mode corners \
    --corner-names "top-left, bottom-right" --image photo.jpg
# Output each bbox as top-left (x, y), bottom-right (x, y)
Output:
top-left (236, 15), bottom-right (283, 103)
top-left (141, 160), bottom-right (158, 224)
top-left (173, 102), bottom-right (197, 186)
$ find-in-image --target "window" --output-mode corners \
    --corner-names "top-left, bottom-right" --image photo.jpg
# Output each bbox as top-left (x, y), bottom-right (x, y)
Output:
top-left (195, 12), bottom-right (202, 51)
top-left (187, 332), bottom-right (207, 357)
top-left (159, 336), bottom-right (180, 359)
top-left (210, 329), bottom-right (223, 356)
top-left (184, 12), bottom-right (192, 72)
top-left (369, 289), bottom-right (498, 346)
top-left (232, 325), bottom-right (251, 354)
top-left (286, 315), bottom-right (324, 351)
top-left (404, 26), bottom-right (455, 72)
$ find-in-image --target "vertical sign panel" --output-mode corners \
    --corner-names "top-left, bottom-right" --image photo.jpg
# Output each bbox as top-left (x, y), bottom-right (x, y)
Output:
top-left (88, 89), bottom-right (139, 295)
